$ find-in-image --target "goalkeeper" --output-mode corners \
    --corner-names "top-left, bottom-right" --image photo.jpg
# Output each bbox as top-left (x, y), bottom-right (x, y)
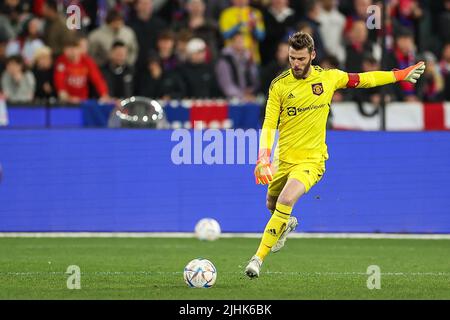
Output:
top-left (245, 31), bottom-right (425, 278)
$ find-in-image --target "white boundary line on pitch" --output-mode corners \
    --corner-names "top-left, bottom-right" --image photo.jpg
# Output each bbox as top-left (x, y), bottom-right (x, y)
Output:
top-left (0, 232), bottom-right (449, 239)
top-left (2, 271), bottom-right (449, 276)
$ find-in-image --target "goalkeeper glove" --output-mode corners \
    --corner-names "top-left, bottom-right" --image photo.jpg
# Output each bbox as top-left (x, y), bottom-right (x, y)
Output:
top-left (393, 61), bottom-right (426, 84)
top-left (254, 148), bottom-right (274, 185)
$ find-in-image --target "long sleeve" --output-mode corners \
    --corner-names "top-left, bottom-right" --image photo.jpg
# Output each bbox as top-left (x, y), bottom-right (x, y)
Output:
top-left (330, 68), bottom-right (397, 90)
top-left (53, 57), bottom-right (67, 94)
top-left (355, 71), bottom-right (397, 88)
top-left (86, 56), bottom-right (109, 97)
top-left (259, 82), bottom-right (281, 151)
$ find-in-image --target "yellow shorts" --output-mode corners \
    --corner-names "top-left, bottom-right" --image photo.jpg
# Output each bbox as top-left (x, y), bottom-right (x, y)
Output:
top-left (267, 158), bottom-right (326, 197)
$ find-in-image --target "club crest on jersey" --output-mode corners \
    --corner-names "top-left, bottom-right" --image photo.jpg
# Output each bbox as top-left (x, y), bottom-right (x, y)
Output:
top-left (312, 83), bottom-right (323, 96)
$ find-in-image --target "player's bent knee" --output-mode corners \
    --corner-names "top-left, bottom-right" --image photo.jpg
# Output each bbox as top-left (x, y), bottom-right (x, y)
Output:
top-left (276, 196), bottom-right (296, 207)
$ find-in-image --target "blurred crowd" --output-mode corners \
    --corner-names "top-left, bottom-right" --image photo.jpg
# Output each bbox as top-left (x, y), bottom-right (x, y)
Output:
top-left (0, 0), bottom-right (449, 106)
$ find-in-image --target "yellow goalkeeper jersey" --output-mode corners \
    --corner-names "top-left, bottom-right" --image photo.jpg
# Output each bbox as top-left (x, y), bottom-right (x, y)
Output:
top-left (260, 65), bottom-right (396, 164)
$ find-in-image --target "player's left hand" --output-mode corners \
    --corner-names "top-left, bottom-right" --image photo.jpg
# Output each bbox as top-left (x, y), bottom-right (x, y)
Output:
top-left (393, 61), bottom-right (426, 84)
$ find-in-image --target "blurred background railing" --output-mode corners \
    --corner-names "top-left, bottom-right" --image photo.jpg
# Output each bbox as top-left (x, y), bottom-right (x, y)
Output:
top-left (1, 98), bottom-right (449, 131)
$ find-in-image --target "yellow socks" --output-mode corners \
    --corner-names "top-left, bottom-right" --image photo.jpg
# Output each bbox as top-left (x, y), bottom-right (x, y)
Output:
top-left (255, 203), bottom-right (292, 260)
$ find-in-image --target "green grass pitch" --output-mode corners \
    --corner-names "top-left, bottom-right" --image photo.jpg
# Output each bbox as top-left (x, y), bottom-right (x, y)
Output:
top-left (0, 237), bottom-right (449, 299)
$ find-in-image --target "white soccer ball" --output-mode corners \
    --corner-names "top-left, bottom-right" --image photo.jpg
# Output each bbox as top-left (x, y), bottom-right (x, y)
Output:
top-left (183, 258), bottom-right (217, 288)
top-left (195, 218), bottom-right (221, 241)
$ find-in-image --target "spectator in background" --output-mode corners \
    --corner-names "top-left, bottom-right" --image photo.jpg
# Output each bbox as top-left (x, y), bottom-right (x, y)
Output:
top-left (440, 42), bottom-right (450, 101)
top-left (0, 0), bottom-right (31, 38)
top-left (205, 0), bottom-right (231, 21)
top-left (175, 29), bottom-right (194, 64)
top-left (261, 41), bottom-right (289, 94)
top-left (1, 55), bottom-right (35, 102)
top-left (417, 51), bottom-right (444, 102)
top-left (215, 32), bottom-right (259, 101)
top-left (219, 0), bottom-right (265, 65)
top-left (297, 0), bottom-right (326, 63)
top-left (6, 16), bottom-right (45, 67)
top-left (344, 0), bottom-right (372, 36)
top-left (0, 14), bottom-right (15, 42)
top-left (319, 54), bottom-right (340, 70)
top-left (439, 0), bottom-right (450, 44)
top-left (0, 36), bottom-right (8, 75)
top-left (389, 28), bottom-right (419, 101)
top-left (173, 0), bottom-right (221, 62)
top-left (135, 54), bottom-right (186, 100)
top-left (178, 38), bottom-right (222, 98)
top-left (390, 0), bottom-right (423, 42)
top-left (128, 0), bottom-right (167, 69)
top-left (155, 30), bottom-right (179, 72)
top-left (345, 20), bottom-right (380, 73)
top-left (54, 37), bottom-right (109, 104)
top-left (88, 9), bottom-right (138, 67)
top-left (100, 41), bottom-right (134, 99)
top-left (260, 0), bottom-right (296, 66)
top-left (41, 0), bottom-right (74, 57)
top-left (345, 55), bottom-right (397, 105)
top-left (32, 46), bottom-right (55, 101)
top-left (318, 0), bottom-right (346, 67)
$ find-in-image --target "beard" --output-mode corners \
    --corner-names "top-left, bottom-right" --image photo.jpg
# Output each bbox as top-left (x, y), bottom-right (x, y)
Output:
top-left (292, 56), bottom-right (312, 79)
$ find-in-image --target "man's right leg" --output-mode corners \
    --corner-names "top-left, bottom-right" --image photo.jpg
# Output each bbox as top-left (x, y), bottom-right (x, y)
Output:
top-left (265, 194), bottom-right (298, 253)
top-left (244, 194), bottom-right (277, 278)
top-left (245, 179), bottom-right (306, 278)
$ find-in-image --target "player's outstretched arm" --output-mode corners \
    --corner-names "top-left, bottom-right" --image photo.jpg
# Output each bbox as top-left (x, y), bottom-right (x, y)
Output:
top-left (343, 61), bottom-right (426, 89)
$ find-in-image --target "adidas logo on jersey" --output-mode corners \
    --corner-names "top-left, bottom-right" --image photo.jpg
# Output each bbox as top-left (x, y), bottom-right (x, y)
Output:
top-left (287, 93), bottom-right (295, 99)
top-left (267, 228), bottom-right (277, 236)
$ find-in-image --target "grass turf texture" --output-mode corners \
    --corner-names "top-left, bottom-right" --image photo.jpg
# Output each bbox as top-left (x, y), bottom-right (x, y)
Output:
top-left (0, 237), bottom-right (449, 299)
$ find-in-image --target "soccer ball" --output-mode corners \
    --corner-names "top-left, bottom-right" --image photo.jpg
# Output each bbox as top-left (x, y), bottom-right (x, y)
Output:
top-left (183, 258), bottom-right (217, 288)
top-left (195, 218), bottom-right (221, 241)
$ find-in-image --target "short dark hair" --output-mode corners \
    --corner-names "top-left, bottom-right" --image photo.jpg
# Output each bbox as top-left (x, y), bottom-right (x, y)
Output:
top-left (146, 51), bottom-right (161, 65)
top-left (288, 31), bottom-right (315, 53)
top-left (105, 9), bottom-right (123, 24)
top-left (6, 55), bottom-right (25, 68)
top-left (111, 40), bottom-right (126, 49)
top-left (396, 27), bottom-right (414, 39)
top-left (63, 35), bottom-right (79, 48)
top-left (157, 30), bottom-right (175, 41)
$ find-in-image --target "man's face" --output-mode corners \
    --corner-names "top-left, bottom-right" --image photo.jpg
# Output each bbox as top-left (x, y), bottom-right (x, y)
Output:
top-left (231, 34), bottom-right (245, 53)
top-left (276, 42), bottom-right (289, 64)
top-left (288, 47), bottom-right (315, 79)
top-left (111, 46), bottom-right (128, 66)
top-left (396, 36), bottom-right (414, 54)
top-left (187, 0), bottom-right (205, 15)
top-left (157, 38), bottom-right (174, 54)
top-left (136, 0), bottom-right (153, 18)
top-left (443, 44), bottom-right (450, 62)
top-left (232, 0), bottom-right (248, 7)
top-left (6, 60), bottom-right (21, 75)
top-left (350, 21), bottom-right (368, 44)
top-left (189, 50), bottom-right (206, 64)
top-left (321, 0), bottom-right (334, 11)
top-left (64, 45), bottom-right (81, 61)
top-left (110, 19), bottom-right (123, 32)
